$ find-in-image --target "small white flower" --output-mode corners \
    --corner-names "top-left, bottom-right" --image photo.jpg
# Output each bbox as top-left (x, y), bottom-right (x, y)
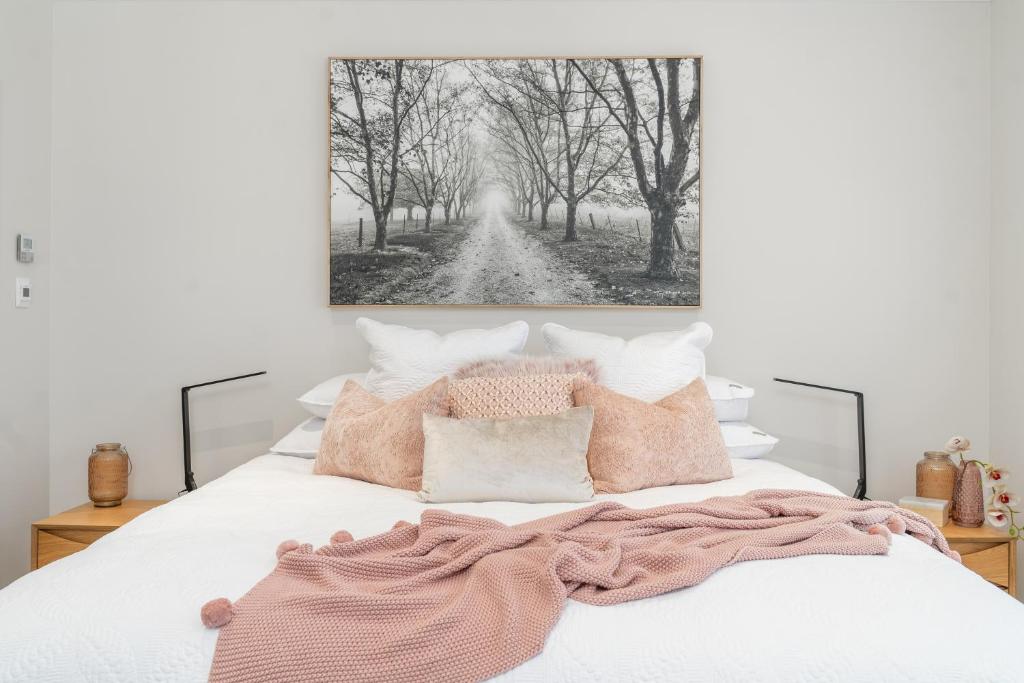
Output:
top-left (988, 508), bottom-right (1011, 528)
top-left (990, 486), bottom-right (1019, 509)
top-left (945, 435), bottom-right (971, 454)
top-left (989, 468), bottom-right (1010, 483)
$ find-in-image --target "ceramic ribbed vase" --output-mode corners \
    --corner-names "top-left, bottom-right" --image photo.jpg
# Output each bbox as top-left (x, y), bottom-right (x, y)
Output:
top-left (951, 461), bottom-right (985, 527)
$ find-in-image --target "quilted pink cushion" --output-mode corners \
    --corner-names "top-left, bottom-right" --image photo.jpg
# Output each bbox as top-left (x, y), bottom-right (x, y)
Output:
top-left (573, 378), bottom-right (733, 493)
top-left (449, 373), bottom-right (585, 419)
top-left (314, 378), bottom-right (449, 490)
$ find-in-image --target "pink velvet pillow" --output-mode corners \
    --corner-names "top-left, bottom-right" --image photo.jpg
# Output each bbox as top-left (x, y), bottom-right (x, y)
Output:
top-left (573, 378), bottom-right (733, 493)
top-left (314, 378), bottom-right (449, 490)
top-left (448, 373), bottom-right (585, 419)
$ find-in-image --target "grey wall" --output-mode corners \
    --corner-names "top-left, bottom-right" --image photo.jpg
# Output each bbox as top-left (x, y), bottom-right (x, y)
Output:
top-left (991, 0), bottom-right (1023, 589)
top-left (0, 0), bottom-right (52, 587)
top-left (46, 0), bottom-right (992, 516)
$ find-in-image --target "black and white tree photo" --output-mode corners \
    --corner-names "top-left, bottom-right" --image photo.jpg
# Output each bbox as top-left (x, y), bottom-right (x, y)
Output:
top-left (329, 57), bottom-right (701, 307)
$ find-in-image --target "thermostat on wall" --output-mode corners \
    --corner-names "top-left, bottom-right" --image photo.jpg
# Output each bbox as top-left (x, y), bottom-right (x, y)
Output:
top-left (16, 234), bottom-right (34, 263)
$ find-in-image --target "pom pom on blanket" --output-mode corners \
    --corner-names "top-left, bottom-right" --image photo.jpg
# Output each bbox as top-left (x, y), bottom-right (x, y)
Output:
top-left (201, 598), bottom-right (234, 628)
top-left (867, 523), bottom-right (892, 542)
top-left (276, 539), bottom-right (300, 559)
top-left (331, 530), bottom-right (354, 544)
top-left (886, 515), bottom-right (907, 535)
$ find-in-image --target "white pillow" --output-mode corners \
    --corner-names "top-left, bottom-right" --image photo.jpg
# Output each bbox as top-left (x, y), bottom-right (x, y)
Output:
top-left (357, 318), bottom-right (530, 402)
top-left (297, 372), bottom-right (369, 418)
top-left (541, 322), bottom-right (712, 402)
top-left (269, 417), bottom-right (325, 458)
top-left (721, 422), bottom-right (779, 459)
top-left (303, 371), bottom-right (752, 422)
top-left (705, 376), bottom-right (755, 422)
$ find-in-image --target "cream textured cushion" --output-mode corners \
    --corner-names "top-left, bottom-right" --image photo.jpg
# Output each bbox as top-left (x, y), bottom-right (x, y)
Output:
top-left (542, 322), bottom-right (712, 402)
top-left (448, 373), bottom-right (584, 419)
top-left (573, 378), bottom-right (732, 493)
top-left (357, 318), bottom-right (529, 401)
top-left (314, 378), bottom-right (450, 490)
top-left (419, 408), bottom-right (595, 503)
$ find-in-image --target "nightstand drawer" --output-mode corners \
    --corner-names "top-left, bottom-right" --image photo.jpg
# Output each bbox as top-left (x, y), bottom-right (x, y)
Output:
top-left (949, 541), bottom-right (1010, 590)
top-left (31, 500), bottom-right (166, 571)
top-left (35, 528), bottom-right (109, 568)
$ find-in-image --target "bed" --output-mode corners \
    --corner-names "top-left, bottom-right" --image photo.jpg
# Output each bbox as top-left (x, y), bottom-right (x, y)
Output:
top-left (1, 453), bottom-right (1022, 682)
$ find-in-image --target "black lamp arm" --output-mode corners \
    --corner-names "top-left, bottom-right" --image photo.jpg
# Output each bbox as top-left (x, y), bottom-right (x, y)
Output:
top-left (181, 371), bottom-right (267, 494)
top-left (773, 377), bottom-right (867, 500)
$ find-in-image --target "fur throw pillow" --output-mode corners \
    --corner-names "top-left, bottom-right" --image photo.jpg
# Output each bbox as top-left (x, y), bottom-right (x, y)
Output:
top-left (453, 356), bottom-right (599, 382)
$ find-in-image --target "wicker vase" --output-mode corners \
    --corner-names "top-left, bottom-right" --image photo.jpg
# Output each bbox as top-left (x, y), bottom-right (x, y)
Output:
top-left (951, 461), bottom-right (985, 527)
top-left (88, 443), bottom-right (131, 507)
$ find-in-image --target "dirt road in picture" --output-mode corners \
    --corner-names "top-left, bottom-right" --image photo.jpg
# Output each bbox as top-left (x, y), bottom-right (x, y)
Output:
top-left (401, 204), bottom-right (600, 305)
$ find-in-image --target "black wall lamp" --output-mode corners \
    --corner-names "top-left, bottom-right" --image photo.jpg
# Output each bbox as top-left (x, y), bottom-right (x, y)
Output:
top-left (773, 377), bottom-right (867, 500)
top-left (181, 371), bottom-right (267, 493)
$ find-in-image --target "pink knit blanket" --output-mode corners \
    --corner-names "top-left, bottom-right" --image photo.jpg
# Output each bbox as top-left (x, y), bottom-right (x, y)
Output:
top-left (203, 489), bottom-right (957, 683)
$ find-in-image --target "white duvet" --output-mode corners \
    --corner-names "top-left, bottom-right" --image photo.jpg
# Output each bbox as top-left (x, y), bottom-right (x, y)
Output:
top-left (1, 455), bottom-right (1022, 682)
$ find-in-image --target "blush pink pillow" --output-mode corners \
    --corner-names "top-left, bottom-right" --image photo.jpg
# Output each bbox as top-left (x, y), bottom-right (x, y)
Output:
top-left (449, 373), bottom-right (585, 419)
top-left (314, 378), bottom-right (449, 490)
top-left (573, 378), bottom-right (733, 493)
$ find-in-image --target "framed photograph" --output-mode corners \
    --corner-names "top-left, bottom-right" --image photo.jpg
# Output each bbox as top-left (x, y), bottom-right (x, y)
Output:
top-left (328, 57), bottom-right (701, 307)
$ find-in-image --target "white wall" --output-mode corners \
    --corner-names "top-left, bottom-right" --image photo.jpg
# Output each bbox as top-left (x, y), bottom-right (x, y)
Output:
top-left (0, 0), bottom-right (52, 587)
top-left (48, 0), bottom-right (991, 514)
top-left (991, 0), bottom-right (1023, 526)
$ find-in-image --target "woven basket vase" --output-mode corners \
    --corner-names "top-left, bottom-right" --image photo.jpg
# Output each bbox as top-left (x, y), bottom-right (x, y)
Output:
top-left (951, 461), bottom-right (985, 527)
top-left (88, 443), bottom-right (131, 507)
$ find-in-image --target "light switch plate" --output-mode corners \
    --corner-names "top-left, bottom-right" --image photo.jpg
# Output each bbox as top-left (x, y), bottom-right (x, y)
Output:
top-left (15, 278), bottom-right (30, 308)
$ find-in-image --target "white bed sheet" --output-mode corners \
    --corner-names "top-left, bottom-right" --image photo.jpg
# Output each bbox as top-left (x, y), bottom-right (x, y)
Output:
top-left (1, 455), bottom-right (1022, 682)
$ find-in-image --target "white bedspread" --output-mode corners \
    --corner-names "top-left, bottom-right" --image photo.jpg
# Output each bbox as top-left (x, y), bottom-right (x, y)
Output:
top-left (1, 455), bottom-right (1022, 682)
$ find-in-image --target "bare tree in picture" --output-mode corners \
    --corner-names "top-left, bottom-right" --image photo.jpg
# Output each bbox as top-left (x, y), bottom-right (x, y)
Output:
top-left (520, 95), bottom-right (563, 230)
top-left (484, 107), bottom-right (539, 220)
top-left (330, 60), bottom-right (434, 250)
top-left (455, 140), bottom-right (483, 220)
top-left (435, 118), bottom-right (478, 225)
top-left (473, 60), bottom-right (625, 241)
top-left (484, 93), bottom-right (563, 229)
top-left (393, 175), bottom-right (424, 221)
top-left (398, 71), bottom-right (470, 233)
top-left (492, 137), bottom-right (533, 219)
top-left (572, 58), bottom-right (701, 279)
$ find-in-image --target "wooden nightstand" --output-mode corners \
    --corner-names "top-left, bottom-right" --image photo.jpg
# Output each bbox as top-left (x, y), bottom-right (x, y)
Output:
top-left (31, 500), bottom-right (165, 570)
top-left (941, 524), bottom-right (1017, 596)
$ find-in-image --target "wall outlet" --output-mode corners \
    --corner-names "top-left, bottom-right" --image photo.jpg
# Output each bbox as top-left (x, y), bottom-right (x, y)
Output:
top-left (15, 278), bottom-right (31, 308)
